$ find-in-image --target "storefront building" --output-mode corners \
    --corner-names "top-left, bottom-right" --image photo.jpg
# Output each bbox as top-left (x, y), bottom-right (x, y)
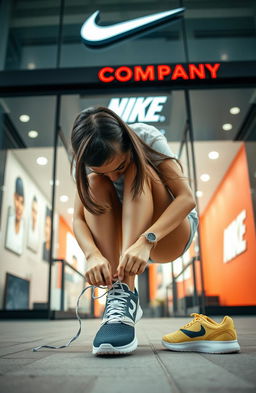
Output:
top-left (0, 0), bottom-right (255, 319)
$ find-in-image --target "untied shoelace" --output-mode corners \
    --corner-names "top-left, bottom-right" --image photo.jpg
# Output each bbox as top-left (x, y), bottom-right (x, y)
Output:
top-left (32, 280), bottom-right (121, 352)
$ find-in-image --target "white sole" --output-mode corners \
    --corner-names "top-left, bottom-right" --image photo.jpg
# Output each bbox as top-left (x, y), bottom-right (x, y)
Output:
top-left (161, 339), bottom-right (241, 354)
top-left (93, 337), bottom-right (138, 355)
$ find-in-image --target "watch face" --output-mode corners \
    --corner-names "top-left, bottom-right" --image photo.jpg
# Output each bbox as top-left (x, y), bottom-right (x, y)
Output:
top-left (147, 232), bottom-right (156, 242)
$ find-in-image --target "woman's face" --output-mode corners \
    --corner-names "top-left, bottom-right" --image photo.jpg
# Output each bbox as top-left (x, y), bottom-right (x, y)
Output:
top-left (89, 150), bottom-right (131, 182)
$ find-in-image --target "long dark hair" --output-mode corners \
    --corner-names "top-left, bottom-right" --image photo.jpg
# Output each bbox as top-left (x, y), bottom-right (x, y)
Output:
top-left (70, 106), bottom-right (186, 215)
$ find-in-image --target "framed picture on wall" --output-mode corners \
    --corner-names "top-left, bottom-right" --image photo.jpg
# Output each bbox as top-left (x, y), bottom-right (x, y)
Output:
top-left (27, 194), bottom-right (39, 253)
top-left (5, 206), bottom-right (25, 256)
top-left (42, 206), bottom-right (52, 262)
top-left (4, 176), bottom-right (26, 256)
top-left (3, 273), bottom-right (30, 310)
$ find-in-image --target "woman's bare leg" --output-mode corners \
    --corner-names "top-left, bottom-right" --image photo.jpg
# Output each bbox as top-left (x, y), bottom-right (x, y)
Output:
top-left (84, 165), bottom-right (191, 289)
top-left (83, 173), bottom-right (123, 283)
top-left (121, 163), bottom-right (191, 280)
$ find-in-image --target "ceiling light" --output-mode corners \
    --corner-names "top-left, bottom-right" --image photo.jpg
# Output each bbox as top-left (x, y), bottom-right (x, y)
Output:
top-left (222, 123), bottom-right (232, 131)
top-left (28, 130), bottom-right (38, 138)
top-left (36, 156), bottom-right (48, 166)
top-left (220, 53), bottom-right (228, 61)
top-left (19, 114), bottom-right (30, 123)
top-left (27, 62), bottom-right (36, 69)
top-left (196, 191), bottom-right (203, 197)
top-left (60, 195), bottom-right (69, 202)
top-left (208, 151), bottom-right (219, 160)
top-left (67, 207), bottom-right (74, 214)
top-left (230, 107), bottom-right (240, 115)
top-left (49, 179), bottom-right (60, 186)
top-left (200, 174), bottom-right (210, 182)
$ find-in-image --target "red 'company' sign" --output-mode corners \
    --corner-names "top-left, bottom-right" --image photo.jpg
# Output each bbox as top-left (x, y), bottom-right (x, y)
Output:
top-left (98, 63), bottom-right (221, 83)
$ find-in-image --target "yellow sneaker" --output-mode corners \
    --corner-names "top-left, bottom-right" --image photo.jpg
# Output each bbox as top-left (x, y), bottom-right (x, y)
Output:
top-left (162, 313), bottom-right (240, 353)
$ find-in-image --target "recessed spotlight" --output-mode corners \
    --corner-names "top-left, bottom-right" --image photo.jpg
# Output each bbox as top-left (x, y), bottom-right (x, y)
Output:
top-left (19, 114), bottom-right (30, 123)
top-left (200, 174), bottom-right (210, 182)
top-left (49, 179), bottom-right (60, 186)
top-left (67, 207), bottom-right (74, 214)
top-left (60, 195), bottom-right (69, 203)
top-left (220, 53), bottom-right (228, 61)
top-left (208, 151), bottom-right (219, 160)
top-left (28, 130), bottom-right (38, 138)
top-left (36, 156), bottom-right (48, 166)
top-left (27, 62), bottom-right (36, 69)
top-left (222, 123), bottom-right (232, 131)
top-left (196, 191), bottom-right (203, 197)
top-left (230, 107), bottom-right (240, 115)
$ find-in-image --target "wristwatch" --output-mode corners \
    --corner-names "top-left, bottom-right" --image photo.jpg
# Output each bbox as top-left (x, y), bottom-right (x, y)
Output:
top-left (141, 232), bottom-right (157, 248)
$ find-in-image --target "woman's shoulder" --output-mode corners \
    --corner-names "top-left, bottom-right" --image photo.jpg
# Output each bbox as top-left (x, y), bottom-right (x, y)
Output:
top-left (129, 122), bottom-right (164, 142)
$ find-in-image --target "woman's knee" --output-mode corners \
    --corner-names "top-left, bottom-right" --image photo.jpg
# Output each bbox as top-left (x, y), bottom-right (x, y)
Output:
top-left (88, 173), bottom-right (114, 200)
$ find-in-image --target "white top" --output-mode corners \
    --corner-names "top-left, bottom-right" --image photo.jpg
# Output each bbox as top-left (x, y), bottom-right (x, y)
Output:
top-left (112, 123), bottom-right (177, 203)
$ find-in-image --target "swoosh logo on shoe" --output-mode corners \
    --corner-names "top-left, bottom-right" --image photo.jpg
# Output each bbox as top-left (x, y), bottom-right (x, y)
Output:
top-left (80, 8), bottom-right (185, 48)
top-left (128, 299), bottom-right (136, 319)
top-left (180, 325), bottom-right (206, 338)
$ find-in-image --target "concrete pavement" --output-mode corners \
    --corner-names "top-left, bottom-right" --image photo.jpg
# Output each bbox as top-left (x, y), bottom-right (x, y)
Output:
top-left (0, 316), bottom-right (256, 393)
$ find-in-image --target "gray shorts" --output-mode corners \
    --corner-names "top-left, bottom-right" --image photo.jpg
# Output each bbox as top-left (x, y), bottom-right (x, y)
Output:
top-left (182, 209), bottom-right (199, 254)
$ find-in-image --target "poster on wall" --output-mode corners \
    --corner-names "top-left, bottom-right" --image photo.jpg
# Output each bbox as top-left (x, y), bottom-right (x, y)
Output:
top-left (5, 176), bottom-right (25, 256)
top-left (4, 273), bottom-right (30, 310)
top-left (26, 195), bottom-right (39, 253)
top-left (42, 206), bottom-right (52, 262)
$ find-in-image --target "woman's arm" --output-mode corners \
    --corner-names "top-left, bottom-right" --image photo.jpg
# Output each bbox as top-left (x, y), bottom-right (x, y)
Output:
top-left (73, 190), bottom-right (102, 259)
top-left (73, 191), bottom-right (113, 286)
top-left (140, 158), bottom-right (196, 242)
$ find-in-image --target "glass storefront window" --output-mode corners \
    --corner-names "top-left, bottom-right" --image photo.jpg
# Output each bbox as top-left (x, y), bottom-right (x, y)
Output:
top-left (189, 88), bottom-right (256, 309)
top-left (2, 1), bottom-right (256, 71)
top-left (0, 95), bottom-right (56, 312)
top-left (1, 0), bottom-right (60, 70)
top-left (0, 84), bottom-right (255, 318)
top-left (50, 131), bottom-right (91, 314)
top-left (184, 0), bottom-right (256, 62)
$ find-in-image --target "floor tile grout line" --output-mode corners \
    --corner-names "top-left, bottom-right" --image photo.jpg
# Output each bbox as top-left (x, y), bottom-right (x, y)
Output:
top-left (149, 343), bottom-right (183, 393)
top-left (197, 352), bottom-right (256, 388)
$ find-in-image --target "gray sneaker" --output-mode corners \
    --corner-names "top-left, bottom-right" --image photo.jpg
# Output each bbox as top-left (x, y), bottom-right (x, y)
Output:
top-left (92, 282), bottom-right (143, 355)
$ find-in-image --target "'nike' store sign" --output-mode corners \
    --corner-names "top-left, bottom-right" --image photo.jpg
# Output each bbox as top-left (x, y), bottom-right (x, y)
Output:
top-left (98, 63), bottom-right (221, 83)
top-left (80, 8), bottom-right (185, 48)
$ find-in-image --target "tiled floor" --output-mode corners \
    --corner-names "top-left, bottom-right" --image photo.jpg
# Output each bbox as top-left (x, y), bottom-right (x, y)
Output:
top-left (0, 316), bottom-right (256, 393)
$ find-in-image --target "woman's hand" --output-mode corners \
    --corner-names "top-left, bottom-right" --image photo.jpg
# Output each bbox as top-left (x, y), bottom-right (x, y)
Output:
top-left (85, 253), bottom-right (112, 287)
top-left (117, 237), bottom-right (153, 281)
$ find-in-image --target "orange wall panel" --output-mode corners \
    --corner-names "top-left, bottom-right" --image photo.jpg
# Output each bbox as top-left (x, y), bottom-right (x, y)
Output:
top-left (200, 144), bottom-right (256, 306)
top-left (57, 216), bottom-right (73, 289)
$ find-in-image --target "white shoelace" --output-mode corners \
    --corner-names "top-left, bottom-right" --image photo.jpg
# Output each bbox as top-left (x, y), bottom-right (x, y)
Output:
top-left (32, 281), bottom-right (122, 352)
top-left (104, 287), bottom-right (130, 324)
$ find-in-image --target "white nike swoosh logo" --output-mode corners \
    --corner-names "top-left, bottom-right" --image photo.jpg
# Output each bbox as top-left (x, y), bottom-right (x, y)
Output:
top-left (128, 299), bottom-right (137, 319)
top-left (80, 8), bottom-right (185, 48)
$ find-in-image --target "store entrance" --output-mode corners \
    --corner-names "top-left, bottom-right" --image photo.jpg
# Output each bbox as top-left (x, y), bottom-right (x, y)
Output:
top-left (1, 86), bottom-right (255, 319)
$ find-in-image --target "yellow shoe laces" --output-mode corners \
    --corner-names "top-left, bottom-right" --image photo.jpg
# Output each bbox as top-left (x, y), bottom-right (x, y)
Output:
top-left (182, 313), bottom-right (207, 329)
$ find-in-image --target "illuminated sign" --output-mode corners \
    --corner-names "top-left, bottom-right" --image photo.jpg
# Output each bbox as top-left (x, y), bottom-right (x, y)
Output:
top-left (223, 210), bottom-right (247, 263)
top-left (98, 63), bottom-right (221, 83)
top-left (80, 8), bottom-right (185, 48)
top-left (108, 96), bottom-right (168, 123)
